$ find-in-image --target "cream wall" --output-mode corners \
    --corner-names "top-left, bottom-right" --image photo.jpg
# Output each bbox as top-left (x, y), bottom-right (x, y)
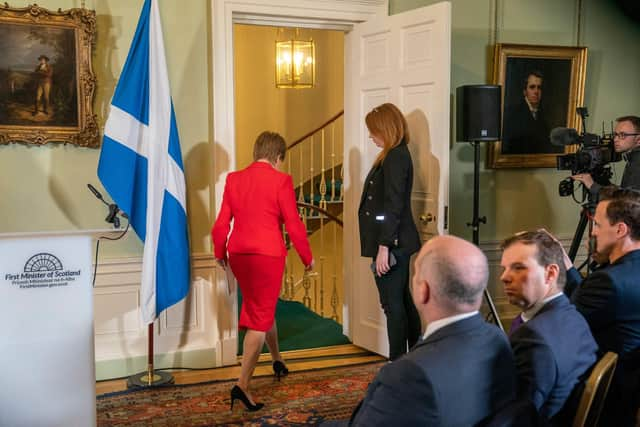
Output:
top-left (0, 0), bottom-right (212, 256)
top-left (391, 0), bottom-right (640, 242)
top-left (234, 24), bottom-right (344, 169)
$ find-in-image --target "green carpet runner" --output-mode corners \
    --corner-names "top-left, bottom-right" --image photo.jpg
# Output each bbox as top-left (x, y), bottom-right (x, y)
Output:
top-left (238, 293), bottom-right (350, 355)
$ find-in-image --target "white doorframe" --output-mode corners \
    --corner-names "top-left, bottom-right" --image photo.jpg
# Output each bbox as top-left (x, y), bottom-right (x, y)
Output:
top-left (211, 0), bottom-right (387, 366)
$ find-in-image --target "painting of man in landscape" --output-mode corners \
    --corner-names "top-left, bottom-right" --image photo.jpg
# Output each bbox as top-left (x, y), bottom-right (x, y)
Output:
top-left (0, 22), bottom-right (78, 127)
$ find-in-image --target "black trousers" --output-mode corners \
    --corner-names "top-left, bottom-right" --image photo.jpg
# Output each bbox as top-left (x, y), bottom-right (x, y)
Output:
top-left (372, 250), bottom-right (421, 360)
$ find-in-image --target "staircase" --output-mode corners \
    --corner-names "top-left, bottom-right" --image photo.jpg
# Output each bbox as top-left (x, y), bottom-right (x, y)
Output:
top-left (298, 164), bottom-right (343, 234)
top-left (281, 111), bottom-right (345, 323)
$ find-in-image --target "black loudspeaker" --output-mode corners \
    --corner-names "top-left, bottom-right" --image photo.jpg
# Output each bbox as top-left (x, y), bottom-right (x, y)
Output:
top-left (456, 85), bottom-right (501, 142)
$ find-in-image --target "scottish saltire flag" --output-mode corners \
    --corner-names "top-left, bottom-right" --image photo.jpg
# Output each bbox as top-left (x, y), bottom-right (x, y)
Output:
top-left (97, 0), bottom-right (190, 324)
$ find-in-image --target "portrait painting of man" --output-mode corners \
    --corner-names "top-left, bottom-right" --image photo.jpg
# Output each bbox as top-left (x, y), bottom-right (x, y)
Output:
top-left (488, 44), bottom-right (587, 168)
top-left (501, 58), bottom-right (571, 155)
top-left (0, 22), bottom-right (78, 127)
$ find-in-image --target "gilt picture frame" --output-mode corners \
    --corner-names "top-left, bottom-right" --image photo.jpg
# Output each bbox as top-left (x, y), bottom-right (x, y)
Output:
top-left (0, 4), bottom-right (98, 147)
top-left (488, 43), bottom-right (587, 168)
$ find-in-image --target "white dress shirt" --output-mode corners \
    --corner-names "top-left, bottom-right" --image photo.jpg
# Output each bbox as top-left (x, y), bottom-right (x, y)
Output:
top-left (423, 311), bottom-right (479, 340)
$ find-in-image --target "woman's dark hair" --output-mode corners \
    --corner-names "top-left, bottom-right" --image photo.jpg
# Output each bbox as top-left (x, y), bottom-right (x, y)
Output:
top-left (253, 131), bottom-right (286, 163)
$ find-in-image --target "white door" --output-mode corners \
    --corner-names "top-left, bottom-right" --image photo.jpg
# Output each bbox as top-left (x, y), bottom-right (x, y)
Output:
top-left (343, 2), bottom-right (451, 356)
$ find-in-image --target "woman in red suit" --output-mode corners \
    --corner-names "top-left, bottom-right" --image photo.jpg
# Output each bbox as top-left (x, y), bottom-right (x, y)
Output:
top-left (212, 131), bottom-right (313, 411)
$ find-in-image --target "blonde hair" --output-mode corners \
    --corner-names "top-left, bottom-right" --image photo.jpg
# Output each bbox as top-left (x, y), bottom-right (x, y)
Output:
top-left (253, 131), bottom-right (286, 163)
top-left (365, 103), bottom-right (409, 166)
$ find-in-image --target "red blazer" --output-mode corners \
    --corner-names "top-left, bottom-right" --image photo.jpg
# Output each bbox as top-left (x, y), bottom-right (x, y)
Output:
top-left (212, 162), bottom-right (313, 266)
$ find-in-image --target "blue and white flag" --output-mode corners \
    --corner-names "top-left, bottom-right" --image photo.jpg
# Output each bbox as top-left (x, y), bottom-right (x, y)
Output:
top-left (97, 0), bottom-right (190, 324)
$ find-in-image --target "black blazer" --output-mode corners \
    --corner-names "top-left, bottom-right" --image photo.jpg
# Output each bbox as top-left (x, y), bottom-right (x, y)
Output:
top-left (350, 314), bottom-right (517, 426)
top-left (565, 249), bottom-right (640, 424)
top-left (358, 141), bottom-right (420, 258)
top-left (565, 249), bottom-right (640, 358)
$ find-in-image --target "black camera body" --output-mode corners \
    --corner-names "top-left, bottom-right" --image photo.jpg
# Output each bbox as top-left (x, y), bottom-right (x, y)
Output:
top-left (553, 108), bottom-right (622, 197)
top-left (555, 131), bottom-right (621, 197)
top-left (556, 132), bottom-right (620, 174)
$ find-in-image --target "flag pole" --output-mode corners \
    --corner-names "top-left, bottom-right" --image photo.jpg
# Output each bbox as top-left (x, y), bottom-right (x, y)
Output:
top-left (126, 323), bottom-right (175, 388)
top-left (147, 323), bottom-right (153, 384)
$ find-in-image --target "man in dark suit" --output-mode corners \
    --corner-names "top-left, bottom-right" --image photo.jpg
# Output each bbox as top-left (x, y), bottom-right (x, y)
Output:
top-left (561, 187), bottom-right (640, 426)
top-left (500, 230), bottom-right (597, 421)
top-left (350, 235), bottom-right (516, 426)
top-left (501, 70), bottom-right (562, 155)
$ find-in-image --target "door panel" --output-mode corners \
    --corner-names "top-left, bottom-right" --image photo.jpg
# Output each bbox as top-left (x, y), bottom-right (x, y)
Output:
top-left (344, 2), bottom-right (451, 356)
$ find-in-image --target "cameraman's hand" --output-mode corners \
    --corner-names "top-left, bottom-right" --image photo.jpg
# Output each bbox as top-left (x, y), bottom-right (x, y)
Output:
top-left (572, 173), bottom-right (594, 189)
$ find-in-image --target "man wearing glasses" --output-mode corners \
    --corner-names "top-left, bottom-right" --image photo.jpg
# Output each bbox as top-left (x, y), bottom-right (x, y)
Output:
top-left (572, 115), bottom-right (640, 193)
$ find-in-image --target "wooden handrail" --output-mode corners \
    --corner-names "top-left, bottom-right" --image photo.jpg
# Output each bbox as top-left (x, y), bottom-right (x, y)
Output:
top-left (287, 110), bottom-right (344, 150)
top-left (297, 202), bottom-right (343, 227)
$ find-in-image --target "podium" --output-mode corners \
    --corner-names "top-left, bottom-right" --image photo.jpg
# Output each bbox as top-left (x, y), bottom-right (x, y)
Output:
top-left (0, 230), bottom-right (104, 427)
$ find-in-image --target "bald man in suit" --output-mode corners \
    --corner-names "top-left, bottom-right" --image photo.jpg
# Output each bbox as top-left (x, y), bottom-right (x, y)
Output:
top-left (350, 236), bottom-right (516, 426)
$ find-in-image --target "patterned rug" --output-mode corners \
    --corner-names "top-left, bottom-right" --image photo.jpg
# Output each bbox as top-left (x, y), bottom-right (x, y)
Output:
top-left (97, 361), bottom-right (384, 426)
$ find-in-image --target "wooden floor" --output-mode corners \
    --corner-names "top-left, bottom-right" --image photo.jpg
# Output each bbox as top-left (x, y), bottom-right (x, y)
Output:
top-left (96, 344), bottom-right (384, 395)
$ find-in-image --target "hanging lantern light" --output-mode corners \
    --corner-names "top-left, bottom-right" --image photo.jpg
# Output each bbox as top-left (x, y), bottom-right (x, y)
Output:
top-left (276, 33), bottom-right (315, 88)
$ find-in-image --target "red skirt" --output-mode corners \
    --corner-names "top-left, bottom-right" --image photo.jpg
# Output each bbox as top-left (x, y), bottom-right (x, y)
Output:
top-left (229, 253), bottom-right (286, 332)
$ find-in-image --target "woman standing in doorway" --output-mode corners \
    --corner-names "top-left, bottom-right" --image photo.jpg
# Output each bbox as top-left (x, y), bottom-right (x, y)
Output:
top-left (213, 131), bottom-right (313, 411)
top-left (358, 103), bottom-right (421, 361)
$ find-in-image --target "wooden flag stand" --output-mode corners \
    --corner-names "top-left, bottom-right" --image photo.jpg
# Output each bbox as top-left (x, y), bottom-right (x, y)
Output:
top-left (127, 323), bottom-right (175, 388)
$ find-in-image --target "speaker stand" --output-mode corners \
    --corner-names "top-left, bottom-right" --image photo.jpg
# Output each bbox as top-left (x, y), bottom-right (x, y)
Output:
top-left (466, 140), bottom-right (503, 331)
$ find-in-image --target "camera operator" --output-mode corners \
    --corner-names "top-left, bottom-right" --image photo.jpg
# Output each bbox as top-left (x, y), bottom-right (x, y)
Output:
top-left (572, 115), bottom-right (640, 194)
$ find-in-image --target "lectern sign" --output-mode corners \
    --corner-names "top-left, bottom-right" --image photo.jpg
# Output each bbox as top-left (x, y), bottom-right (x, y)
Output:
top-left (4, 252), bottom-right (83, 289)
top-left (0, 232), bottom-right (96, 427)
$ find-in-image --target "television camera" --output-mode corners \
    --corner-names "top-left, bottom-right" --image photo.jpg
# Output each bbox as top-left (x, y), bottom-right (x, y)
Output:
top-left (552, 108), bottom-right (621, 197)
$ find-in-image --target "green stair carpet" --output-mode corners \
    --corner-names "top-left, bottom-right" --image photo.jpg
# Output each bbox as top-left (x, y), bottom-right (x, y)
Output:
top-left (238, 293), bottom-right (350, 355)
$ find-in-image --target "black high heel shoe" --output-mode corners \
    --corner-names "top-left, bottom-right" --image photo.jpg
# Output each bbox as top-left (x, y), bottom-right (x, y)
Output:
top-left (230, 385), bottom-right (264, 412)
top-left (273, 360), bottom-right (289, 381)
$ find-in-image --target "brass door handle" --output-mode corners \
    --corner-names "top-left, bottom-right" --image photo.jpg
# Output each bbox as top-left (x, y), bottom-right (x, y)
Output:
top-left (420, 213), bottom-right (435, 223)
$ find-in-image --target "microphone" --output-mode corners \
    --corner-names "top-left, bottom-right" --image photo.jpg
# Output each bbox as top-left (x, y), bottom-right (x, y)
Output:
top-left (550, 127), bottom-right (580, 146)
top-left (87, 183), bottom-right (108, 206)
